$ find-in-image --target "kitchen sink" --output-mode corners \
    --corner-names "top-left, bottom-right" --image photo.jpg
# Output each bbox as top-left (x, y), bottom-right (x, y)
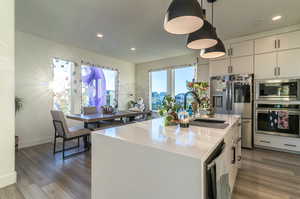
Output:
top-left (190, 118), bottom-right (229, 129)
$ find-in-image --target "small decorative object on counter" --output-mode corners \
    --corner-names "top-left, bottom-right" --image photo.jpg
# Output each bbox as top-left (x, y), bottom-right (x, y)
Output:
top-left (178, 109), bottom-right (190, 128)
top-left (158, 95), bottom-right (181, 126)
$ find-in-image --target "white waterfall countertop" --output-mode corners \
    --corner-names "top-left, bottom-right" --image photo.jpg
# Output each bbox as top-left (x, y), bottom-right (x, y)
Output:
top-left (92, 114), bottom-right (240, 161)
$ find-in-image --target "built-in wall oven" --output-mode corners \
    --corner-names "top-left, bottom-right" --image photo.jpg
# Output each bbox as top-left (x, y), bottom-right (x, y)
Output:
top-left (255, 104), bottom-right (300, 138)
top-left (255, 79), bottom-right (300, 101)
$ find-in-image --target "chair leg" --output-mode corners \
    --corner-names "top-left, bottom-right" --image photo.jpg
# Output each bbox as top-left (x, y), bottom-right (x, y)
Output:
top-left (53, 135), bottom-right (57, 154)
top-left (77, 137), bottom-right (80, 148)
top-left (62, 139), bottom-right (65, 159)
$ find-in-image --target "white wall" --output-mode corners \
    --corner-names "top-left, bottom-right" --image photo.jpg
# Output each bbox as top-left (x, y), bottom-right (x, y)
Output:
top-left (0, 0), bottom-right (16, 188)
top-left (15, 31), bottom-right (135, 148)
top-left (135, 53), bottom-right (209, 107)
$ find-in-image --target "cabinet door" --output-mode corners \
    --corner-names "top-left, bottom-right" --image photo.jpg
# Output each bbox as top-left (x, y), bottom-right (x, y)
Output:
top-left (277, 30), bottom-right (300, 50)
top-left (277, 48), bottom-right (300, 78)
top-left (231, 56), bottom-right (253, 75)
top-left (255, 36), bottom-right (277, 54)
top-left (254, 52), bottom-right (277, 79)
top-left (209, 59), bottom-right (230, 76)
top-left (230, 40), bottom-right (254, 58)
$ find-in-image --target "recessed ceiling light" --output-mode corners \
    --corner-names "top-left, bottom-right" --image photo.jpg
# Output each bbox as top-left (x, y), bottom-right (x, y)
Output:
top-left (272, 15), bottom-right (282, 21)
top-left (130, 47), bottom-right (136, 51)
top-left (96, 33), bottom-right (104, 38)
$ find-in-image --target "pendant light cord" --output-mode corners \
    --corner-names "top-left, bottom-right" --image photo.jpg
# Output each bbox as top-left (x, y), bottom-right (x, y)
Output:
top-left (211, 1), bottom-right (214, 26)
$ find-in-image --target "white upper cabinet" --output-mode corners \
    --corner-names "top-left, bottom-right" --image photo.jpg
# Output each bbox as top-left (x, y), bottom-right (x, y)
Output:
top-left (277, 30), bottom-right (300, 51)
top-left (255, 35), bottom-right (277, 54)
top-left (254, 52), bottom-right (277, 79)
top-left (277, 48), bottom-right (300, 78)
top-left (231, 56), bottom-right (254, 75)
top-left (230, 40), bottom-right (254, 58)
top-left (209, 59), bottom-right (230, 76)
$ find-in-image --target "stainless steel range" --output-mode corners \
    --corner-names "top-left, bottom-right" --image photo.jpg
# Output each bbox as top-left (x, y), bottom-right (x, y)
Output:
top-left (210, 74), bottom-right (253, 149)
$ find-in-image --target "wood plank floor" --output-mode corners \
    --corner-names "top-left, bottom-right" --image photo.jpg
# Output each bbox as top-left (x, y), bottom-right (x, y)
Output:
top-left (0, 144), bottom-right (299, 199)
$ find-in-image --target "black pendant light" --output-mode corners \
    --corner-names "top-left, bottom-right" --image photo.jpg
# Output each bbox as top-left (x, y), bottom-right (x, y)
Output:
top-left (200, 0), bottom-right (226, 59)
top-left (186, 21), bottom-right (218, 49)
top-left (200, 38), bottom-right (226, 58)
top-left (164, 0), bottom-right (205, 35)
top-left (186, 0), bottom-right (218, 49)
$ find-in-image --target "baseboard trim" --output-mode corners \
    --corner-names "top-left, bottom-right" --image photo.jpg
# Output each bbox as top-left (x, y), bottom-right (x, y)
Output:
top-left (19, 137), bottom-right (52, 149)
top-left (0, 171), bottom-right (16, 188)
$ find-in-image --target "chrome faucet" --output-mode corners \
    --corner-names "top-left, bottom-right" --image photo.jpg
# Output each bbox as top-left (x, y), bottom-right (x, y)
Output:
top-left (183, 91), bottom-right (201, 110)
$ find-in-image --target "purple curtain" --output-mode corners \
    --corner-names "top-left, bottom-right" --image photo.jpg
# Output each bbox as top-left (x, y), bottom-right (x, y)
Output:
top-left (82, 66), bottom-right (106, 110)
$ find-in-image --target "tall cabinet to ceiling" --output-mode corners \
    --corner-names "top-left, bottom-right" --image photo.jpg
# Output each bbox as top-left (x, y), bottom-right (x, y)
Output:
top-left (254, 30), bottom-right (300, 79)
top-left (209, 40), bottom-right (254, 76)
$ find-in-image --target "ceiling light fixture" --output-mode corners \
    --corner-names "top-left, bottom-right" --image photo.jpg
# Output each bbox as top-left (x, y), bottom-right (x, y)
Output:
top-left (186, 0), bottom-right (218, 49)
top-left (272, 15), bottom-right (282, 21)
top-left (164, 0), bottom-right (205, 35)
top-left (96, 33), bottom-right (104, 38)
top-left (200, 0), bottom-right (226, 59)
top-left (130, 47), bottom-right (136, 51)
top-left (200, 38), bottom-right (226, 58)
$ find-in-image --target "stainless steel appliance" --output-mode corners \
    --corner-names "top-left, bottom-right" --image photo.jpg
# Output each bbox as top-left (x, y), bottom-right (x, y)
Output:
top-left (255, 79), bottom-right (300, 101)
top-left (205, 140), bottom-right (226, 199)
top-left (255, 103), bottom-right (300, 138)
top-left (211, 74), bottom-right (253, 148)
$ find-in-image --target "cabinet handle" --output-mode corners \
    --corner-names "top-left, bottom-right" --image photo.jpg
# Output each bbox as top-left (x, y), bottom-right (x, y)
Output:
top-left (278, 39), bottom-right (281, 49)
top-left (231, 48), bottom-right (233, 56)
top-left (260, 140), bottom-right (271, 144)
top-left (237, 156), bottom-right (242, 162)
top-left (278, 67), bottom-right (280, 76)
top-left (232, 146), bottom-right (236, 164)
top-left (275, 40), bottom-right (277, 49)
top-left (274, 67), bottom-right (277, 76)
top-left (284, 144), bottom-right (297, 147)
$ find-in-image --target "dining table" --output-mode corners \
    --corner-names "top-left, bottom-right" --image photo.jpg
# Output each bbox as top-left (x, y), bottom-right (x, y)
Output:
top-left (67, 110), bottom-right (152, 129)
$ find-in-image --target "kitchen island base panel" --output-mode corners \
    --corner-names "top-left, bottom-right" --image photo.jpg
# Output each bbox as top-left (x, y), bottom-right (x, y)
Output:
top-left (92, 134), bottom-right (204, 199)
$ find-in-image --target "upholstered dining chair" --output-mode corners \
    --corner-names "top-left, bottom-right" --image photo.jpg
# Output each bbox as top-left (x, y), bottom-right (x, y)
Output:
top-left (83, 106), bottom-right (100, 129)
top-left (51, 110), bottom-right (91, 159)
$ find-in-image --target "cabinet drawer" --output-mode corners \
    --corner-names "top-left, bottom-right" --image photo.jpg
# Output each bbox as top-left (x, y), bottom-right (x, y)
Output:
top-left (255, 134), bottom-right (279, 147)
top-left (255, 133), bottom-right (300, 152)
top-left (279, 137), bottom-right (300, 152)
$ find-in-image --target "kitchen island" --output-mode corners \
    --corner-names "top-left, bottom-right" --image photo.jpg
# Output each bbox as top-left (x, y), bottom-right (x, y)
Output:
top-left (91, 114), bottom-right (241, 199)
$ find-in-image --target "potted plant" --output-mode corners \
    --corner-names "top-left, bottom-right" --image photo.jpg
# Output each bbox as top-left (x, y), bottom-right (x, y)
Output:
top-left (158, 95), bottom-right (181, 126)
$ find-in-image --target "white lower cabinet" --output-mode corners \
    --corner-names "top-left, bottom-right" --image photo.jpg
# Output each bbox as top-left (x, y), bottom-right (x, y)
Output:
top-left (223, 120), bottom-right (241, 193)
top-left (255, 133), bottom-right (300, 152)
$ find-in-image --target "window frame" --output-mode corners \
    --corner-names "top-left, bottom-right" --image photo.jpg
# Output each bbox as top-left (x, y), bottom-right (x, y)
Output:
top-left (80, 61), bottom-right (120, 110)
top-left (149, 64), bottom-right (197, 111)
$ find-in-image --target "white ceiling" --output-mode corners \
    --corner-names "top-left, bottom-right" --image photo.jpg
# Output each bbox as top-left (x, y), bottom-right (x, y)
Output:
top-left (16, 0), bottom-right (300, 64)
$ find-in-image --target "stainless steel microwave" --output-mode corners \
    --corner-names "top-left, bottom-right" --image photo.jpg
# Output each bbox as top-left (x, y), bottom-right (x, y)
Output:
top-left (255, 79), bottom-right (300, 101)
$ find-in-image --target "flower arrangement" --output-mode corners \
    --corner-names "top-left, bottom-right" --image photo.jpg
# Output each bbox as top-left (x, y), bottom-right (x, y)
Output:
top-left (158, 95), bottom-right (181, 126)
top-left (186, 81), bottom-right (211, 112)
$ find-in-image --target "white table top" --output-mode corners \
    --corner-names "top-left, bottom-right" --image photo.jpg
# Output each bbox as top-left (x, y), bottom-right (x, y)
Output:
top-left (92, 114), bottom-right (241, 161)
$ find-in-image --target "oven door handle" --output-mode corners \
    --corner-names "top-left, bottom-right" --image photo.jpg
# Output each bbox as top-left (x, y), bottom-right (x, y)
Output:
top-left (256, 109), bottom-right (300, 115)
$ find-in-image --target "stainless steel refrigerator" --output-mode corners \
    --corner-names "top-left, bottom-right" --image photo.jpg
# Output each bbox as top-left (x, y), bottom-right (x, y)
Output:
top-left (210, 74), bottom-right (253, 149)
